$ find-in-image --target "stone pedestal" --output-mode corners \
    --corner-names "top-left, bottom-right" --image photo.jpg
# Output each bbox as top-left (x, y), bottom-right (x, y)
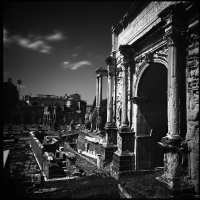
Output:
top-left (101, 144), bottom-right (118, 166)
top-left (155, 3), bottom-right (197, 198)
top-left (155, 135), bottom-right (195, 198)
top-left (111, 150), bottom-right (135, 180)
top-left (111, 130), bottom-right (135, 179)
top-left (155, 176), bottom-right (195, 198)
top-left (104, 124), bottom-right (117, 145)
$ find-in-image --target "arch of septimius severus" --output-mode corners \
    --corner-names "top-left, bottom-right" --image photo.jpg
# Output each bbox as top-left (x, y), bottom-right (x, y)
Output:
top-left (93, 1), bottom-right (199, 198)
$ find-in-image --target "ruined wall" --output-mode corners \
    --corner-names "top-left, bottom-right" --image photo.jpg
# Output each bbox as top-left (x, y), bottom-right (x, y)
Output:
top-left (186, 29), bottom-right (199, 194)
top-left (30, 132), bottom-right (44, 167)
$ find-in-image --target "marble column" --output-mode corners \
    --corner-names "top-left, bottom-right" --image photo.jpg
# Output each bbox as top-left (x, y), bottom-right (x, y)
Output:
top-left (156, 3), bottom-right (193, 198)
top-left (111, 45), bottom-right (135, 179)
top-left (168, 35), bottom-right (179, 138)
top-left (98, 75), bottom-right (103, 108)
top-left (119, 45), bottom-right (133, 131)
top-left (111, 51), bottom-right (117, 124)
top-left (121, 62), bottom-right (128, 128)
top-left (105, 57), bottom-right (115, 126)
top-left (96, 76), bottom-right (99, 108)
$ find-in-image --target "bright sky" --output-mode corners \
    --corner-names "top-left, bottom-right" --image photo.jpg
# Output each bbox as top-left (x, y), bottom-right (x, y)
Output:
top-left (3, 1), bottom-right (133, 104)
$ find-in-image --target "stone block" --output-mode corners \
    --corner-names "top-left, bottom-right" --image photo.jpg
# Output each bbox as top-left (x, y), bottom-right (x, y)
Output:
top-left (155, 176), bottom-right (195, 198)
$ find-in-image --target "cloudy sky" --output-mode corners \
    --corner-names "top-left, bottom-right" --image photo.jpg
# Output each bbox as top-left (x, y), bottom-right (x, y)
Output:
top-left (3, 1), bottom-right (133, 104)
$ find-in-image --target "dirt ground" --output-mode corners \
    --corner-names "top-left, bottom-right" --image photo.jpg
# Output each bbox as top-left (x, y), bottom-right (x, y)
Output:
top-left (3, 135), bottom-right (120, 198)
top-left (3, 130), bottom-right (163, 198)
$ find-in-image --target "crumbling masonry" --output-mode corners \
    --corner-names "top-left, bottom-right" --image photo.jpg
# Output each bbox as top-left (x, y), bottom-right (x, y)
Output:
top-left (93, 1), bottom-right (198, 198)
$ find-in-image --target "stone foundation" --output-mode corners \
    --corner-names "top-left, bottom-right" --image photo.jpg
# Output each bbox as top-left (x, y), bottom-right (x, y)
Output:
top-left (111, 151), bottom-right (135, 180)
top-left (30, 132), bottom-right (76, 180)
top-left (77, 131), bottom-right (118, 168)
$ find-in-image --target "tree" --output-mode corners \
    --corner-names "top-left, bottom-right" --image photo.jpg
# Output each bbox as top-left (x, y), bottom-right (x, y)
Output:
top-left (3, 78), bottom-right (19, 124)
top-left (17, 79), bottom-right (22, 99)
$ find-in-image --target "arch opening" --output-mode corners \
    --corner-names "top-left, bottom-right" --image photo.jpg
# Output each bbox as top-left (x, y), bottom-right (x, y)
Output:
top-left (136, 63), bottom-right (168, 168)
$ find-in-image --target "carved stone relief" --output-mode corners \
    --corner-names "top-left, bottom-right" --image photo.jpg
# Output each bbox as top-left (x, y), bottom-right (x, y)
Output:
top-left (134, 45), bottom-right (168, 79)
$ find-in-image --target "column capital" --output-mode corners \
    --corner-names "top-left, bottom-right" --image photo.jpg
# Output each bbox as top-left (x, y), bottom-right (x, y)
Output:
top-left (159, 3), bottom-right (186, 46)
top-left (105, 56), bottom-right (116, 66)
top-left (158, 3), bottom-right (185, 26)
top-left (119, 45), bottom-right (135, 62)
top-left (121, 62), bottom-right (129, 71)
top-left (95, 68), bottom-right (108, 77)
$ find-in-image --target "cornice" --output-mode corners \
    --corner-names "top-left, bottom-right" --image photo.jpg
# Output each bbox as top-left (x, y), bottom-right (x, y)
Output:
top-left (118, 2), bottom-right (175, 47)
top-left (95, 68), bottom-right (108, 77)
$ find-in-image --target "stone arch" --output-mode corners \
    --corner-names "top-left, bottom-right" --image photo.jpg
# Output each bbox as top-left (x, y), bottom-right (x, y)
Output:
top-left (134, 58), bottom-right (168, 96)
top-left (13, 113), bottom-right (21, 125)
top-left (134, 62), bottom-right (168, 169)
top-left (24, 113), bottom-right (32, 124)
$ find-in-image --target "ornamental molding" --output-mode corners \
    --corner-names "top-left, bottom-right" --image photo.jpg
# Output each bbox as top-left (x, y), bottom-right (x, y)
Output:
top-left (95, 68), bottom-right (108, 77)
top-left (158, 2), bottom-right (185, 26)
top-left (163, 29), bottom-right (186, 47)
top-left (119, 45), bottom-right (135, 65)
top-left (134, 26), bottom-right (165, 56)
top-left (118, 1), bottom-right (174, 45)
top-left (135, 45), bottom-right (168, 78)
top-left (119, 45), bottom-right (135, 57)
top-left (105, 56), bottom-right (116, 66)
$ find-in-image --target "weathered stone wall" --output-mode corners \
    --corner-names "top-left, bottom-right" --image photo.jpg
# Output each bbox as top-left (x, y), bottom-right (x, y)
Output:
top-left (76, 133), bottom-right (104, 159)
top-left (30, 132), bottom-right (44, 167)
top-left (186, 29), bottom-right (199, 194)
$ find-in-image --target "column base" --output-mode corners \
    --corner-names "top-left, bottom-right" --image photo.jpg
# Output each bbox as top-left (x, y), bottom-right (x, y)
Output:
top-left (101, 144), bottom-right (118, 166)
top-left (111, 151), bottom-right (135, 180)
top-left (104, 124), bottom-right (117, 145)
top-left (119, 124), bottom-right (131, 132)
top-left (155, 176), bottom-right (196, 198)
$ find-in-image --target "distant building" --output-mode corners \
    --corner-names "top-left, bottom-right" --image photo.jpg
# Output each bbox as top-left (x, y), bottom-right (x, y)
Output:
top-left (64, 93), bottom-right (87, 124)
top-left (9, 93), bottom-right (87, 125)
top-left (9, 99), bottom-right (44, 125)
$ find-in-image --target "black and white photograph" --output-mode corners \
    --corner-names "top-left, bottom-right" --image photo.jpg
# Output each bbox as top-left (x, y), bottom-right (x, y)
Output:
top-left (3, 1), bottom-right (199, 198)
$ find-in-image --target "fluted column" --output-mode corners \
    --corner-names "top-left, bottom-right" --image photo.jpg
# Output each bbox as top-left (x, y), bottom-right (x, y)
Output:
top-left (96, 76), bottom-right (99, 107)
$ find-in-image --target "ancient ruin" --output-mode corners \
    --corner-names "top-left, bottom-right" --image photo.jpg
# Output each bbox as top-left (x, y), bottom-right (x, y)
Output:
top-left (3, 1), bottom-right (199, 198)
top-left (83, 1), bottom-right (199, 198)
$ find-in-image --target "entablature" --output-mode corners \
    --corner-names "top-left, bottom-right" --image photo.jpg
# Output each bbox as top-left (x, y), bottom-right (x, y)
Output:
top-left (117, 2), bottom-right (176, 47)
top-left (95, 68), bottom-right (108, 77)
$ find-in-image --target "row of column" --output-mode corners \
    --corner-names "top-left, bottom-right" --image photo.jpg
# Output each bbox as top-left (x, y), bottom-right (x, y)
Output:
top-left (95, 45), bottom-right (134, 131)
top-left (95, 68), bottom-right (108, 131)
top-left (105, 56), bottom-right (115, 127)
